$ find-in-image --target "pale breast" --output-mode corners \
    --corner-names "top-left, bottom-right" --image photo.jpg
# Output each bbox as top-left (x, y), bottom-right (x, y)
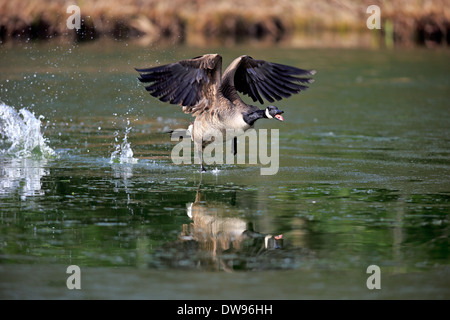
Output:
top-left (192, 109), bottom-right (252, 143)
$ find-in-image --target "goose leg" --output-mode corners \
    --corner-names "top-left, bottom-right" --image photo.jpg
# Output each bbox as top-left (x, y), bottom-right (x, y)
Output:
top-left (195, 141), bottom-right (206, 172)
top-left (233, 136), bottom-right (237, 156)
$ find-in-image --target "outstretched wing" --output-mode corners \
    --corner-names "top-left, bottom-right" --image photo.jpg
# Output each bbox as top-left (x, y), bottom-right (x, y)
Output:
top-left (221, 55), bottom-right (315, 105)
top-left (136, 54), bottom-right (222, 115)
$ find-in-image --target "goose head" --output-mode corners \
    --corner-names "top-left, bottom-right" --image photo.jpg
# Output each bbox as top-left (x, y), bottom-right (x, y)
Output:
top-left (265, 105), bottom-right (284, 122)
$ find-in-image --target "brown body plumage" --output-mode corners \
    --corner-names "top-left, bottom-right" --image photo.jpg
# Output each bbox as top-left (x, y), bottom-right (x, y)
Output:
top-left (136, 54), bottom-right (315, 171)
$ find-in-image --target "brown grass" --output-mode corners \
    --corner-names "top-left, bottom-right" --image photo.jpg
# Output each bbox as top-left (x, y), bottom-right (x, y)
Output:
top-left (0, 0), bottom-right (449, 46)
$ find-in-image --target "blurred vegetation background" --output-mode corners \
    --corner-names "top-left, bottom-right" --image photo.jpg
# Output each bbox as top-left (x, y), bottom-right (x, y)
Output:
top-left (0, 0), bottom-right (449, 47)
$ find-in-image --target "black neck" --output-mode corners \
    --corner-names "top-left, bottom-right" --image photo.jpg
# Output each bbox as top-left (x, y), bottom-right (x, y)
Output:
top-left (243, 109), bottom-right (266, 126)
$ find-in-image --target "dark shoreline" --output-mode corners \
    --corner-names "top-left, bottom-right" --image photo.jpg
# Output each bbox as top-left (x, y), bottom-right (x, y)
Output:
top-left (1, 0), bottom-right (449, 47)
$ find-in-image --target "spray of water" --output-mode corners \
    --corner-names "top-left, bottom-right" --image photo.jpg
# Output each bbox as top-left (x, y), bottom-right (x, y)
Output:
top-left (110, 118), bottom-right (138, 164)
top-left (0, 102), bottom-right (56, 159)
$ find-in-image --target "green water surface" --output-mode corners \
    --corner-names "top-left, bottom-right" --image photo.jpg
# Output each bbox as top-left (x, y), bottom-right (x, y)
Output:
top-left (0, 40), bottom-right (449, 299)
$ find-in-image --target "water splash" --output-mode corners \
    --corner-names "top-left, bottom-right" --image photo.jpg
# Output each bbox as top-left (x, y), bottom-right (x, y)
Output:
top-left (0, 157), bottom-right (49, 200)
top-left (0, 102), bottom-right (56, 159)
top-left (211, 168), bottom-right (221, 175)
top-left (110, 118), bottom-right (138, 164)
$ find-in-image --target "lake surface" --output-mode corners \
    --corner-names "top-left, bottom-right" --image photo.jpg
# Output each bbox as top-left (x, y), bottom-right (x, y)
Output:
top-left (0, 40), bottom-right (449, 299)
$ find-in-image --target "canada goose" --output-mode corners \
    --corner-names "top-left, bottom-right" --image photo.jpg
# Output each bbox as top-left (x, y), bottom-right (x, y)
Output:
top-left (136, 54), bottom-right (315, 172)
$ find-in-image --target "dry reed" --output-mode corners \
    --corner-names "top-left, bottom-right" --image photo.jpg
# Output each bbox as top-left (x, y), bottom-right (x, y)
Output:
top-left (0, 0), bottom-right (448, 46)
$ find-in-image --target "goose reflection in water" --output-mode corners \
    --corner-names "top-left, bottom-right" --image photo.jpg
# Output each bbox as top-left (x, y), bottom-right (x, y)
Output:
top-left (149, 181), bottom-right (313, 272)
top-left (184, 190), bottom-right (283, 252)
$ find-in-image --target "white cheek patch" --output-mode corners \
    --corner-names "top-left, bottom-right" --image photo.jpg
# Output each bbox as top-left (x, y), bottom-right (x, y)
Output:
top-left (265, 108), bottom-right (273, 119)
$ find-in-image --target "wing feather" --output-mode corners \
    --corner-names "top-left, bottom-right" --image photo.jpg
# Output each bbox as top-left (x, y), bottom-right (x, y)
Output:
top-left (220, 55), bottom-right (315, 105)
top-left (136, 54), bottom-right (222, 115)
